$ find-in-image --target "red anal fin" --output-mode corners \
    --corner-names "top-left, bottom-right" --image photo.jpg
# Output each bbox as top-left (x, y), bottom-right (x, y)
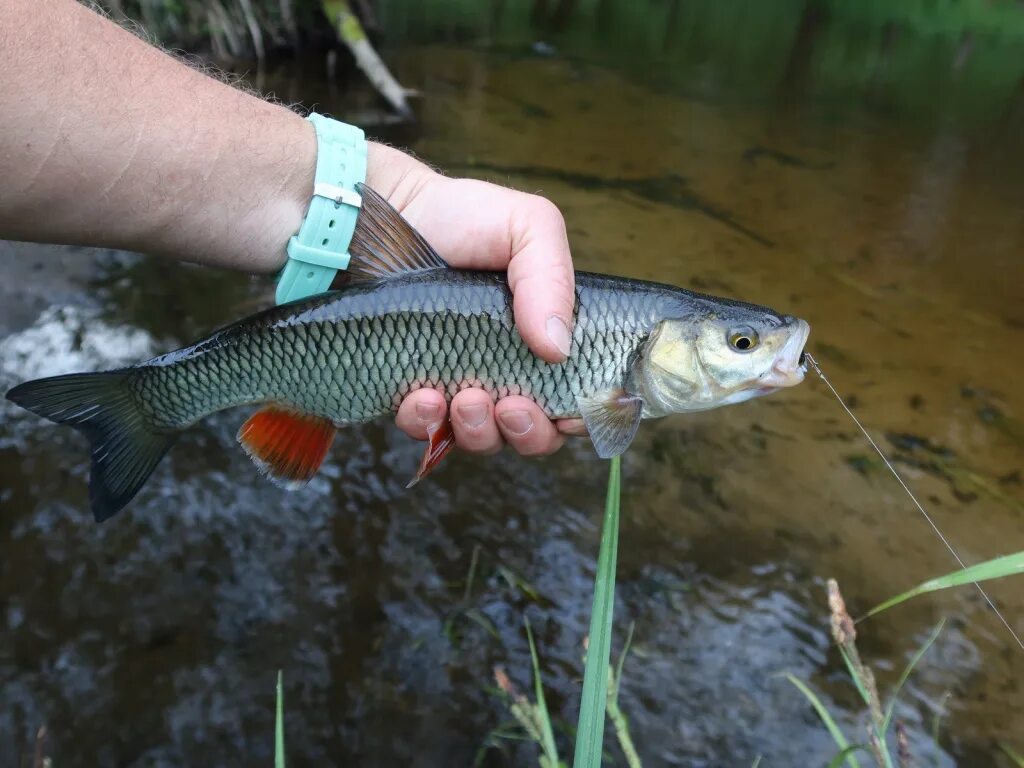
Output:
top-left (407, 419), bottom-right (456, 488)
top-left (237, 405), bottom-right (336, 489)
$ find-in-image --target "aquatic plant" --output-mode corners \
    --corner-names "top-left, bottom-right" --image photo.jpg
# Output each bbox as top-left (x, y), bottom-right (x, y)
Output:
top-left (787, 581), bottom-right (943, 768)
top-left (490, 623), bottom-right (641, 768)
top-left (276, 671), bottom-right (285, 768)
top-left (483, 456), bottom-right (633, 768)
top-left (483, 471), bottom-right (1024, 767)
top-left (864, 552), bottom-right (1024, 620)
top-left (789, 552), bottom-right (1024, 767)
top-left (1002, 743), bottom-right (1024, 767)
top-left (573, 456), bottom-right (622, 768)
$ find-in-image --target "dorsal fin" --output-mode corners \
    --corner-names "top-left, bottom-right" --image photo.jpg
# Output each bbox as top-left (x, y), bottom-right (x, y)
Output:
top-left (344, 183), bottom-right (450, 282)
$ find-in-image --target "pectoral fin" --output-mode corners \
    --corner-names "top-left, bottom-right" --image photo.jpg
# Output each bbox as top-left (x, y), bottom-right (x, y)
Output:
top-left (577, 390), bottom-right (645, 459)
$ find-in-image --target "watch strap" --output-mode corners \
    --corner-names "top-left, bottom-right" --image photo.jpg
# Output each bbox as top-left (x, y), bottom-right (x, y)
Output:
top-left (276, 113), bottom-right (367, 304)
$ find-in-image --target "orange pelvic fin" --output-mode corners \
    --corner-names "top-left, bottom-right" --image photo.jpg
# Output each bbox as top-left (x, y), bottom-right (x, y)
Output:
top-left (407, 419), bottom-right (456, 488)
top-left (237, 405), bottom-right (337, 489)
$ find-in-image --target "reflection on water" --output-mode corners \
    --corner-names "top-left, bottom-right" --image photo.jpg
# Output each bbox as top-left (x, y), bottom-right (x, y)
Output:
top-left (3, 4), bottom-right (1024, 766)
top-left (378, 0), bottom-right (1024, 130)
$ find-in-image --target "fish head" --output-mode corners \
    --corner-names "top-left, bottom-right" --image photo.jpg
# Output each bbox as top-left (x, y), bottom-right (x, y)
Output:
top-left (641, 301), bottom-right (810, 414)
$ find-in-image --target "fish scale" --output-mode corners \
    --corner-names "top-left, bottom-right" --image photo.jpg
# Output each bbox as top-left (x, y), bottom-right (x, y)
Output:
top-left (128, 270), bottom-right (665, 430)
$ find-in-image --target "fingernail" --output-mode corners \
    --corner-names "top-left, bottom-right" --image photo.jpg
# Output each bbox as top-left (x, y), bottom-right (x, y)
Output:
top-left (457, 403), bottom-right (488, 428)
top-left (546, 315), bottom-right (572, 358)
top-left (416, 402), bottom-right (441, 423)
top-left (499, 410), bottom-right (534, 436)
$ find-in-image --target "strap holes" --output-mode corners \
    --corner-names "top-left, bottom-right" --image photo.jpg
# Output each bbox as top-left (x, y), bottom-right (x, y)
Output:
top-left (328, 220), bottom-right (335, 228)
top-left (306, 271), bottom-right (314, 279)
top-left (321, 238), bottom-right (329, 246)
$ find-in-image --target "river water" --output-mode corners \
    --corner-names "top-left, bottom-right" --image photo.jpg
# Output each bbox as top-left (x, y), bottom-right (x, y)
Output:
top-left (2, 3), bottom-right (1023, 766)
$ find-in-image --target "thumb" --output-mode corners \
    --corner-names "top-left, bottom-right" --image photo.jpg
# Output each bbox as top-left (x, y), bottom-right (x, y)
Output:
top-left (506, 195), bottom-right (576, 363)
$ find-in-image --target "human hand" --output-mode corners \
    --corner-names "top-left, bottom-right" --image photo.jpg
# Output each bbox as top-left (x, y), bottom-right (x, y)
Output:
top-left (0, 0), bottom-right (585, 461)
top-left (365, 143), bottom-right (588, 457)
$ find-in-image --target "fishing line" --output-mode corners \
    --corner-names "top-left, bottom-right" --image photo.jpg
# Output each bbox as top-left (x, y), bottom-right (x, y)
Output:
top-left (803, 352), bottom-right (1024, 651)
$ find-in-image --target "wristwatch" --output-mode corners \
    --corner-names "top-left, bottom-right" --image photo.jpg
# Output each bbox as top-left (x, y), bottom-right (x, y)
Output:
top-left (275, 112), bottom-right (367, 304)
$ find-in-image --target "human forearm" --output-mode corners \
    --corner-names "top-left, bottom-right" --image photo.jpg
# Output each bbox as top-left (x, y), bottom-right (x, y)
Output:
top-left (1, 0), bottom-right (583, 459)
top-left (0, 0), bottom-right (314, 272)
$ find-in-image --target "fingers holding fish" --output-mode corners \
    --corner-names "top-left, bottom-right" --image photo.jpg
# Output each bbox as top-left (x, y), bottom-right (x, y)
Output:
top-left (555, 418), bottom-right (589, 438)
top-left (495, 396), bottom-right (565, 457)
top-left (395, 388), bottom-right (447, 440)
top-left (397, 389), bottom-right (567, 459)
top-left (450, 389), bottom-right (504, 456)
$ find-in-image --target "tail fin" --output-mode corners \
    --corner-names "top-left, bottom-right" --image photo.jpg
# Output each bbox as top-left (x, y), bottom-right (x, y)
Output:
top-left (6, 371), bottom-right (176, 522)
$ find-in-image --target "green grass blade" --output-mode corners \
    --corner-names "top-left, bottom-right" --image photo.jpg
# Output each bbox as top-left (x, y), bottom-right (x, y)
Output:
top-left (930, 691), bottom-right (951, 767)
top-left (882, 619), bottom-right (945, 732)
top-left (1000, 743), bottom-right (1024, 767)
top-left (826, 745), bottom-right (870, 768)
top-left (611, 621), bottom-right (635, 706)
top-left (275, 670), bottom-right (285, 768)
top-left (864, 551), bottom-right (1024, 619)
top-left (835, 652), bottom-right (896, 768)
top-left (751, 756), bottom-right (762, 768)
top-left (525, 618), bottom-right (561, 767)
top-left (606, 620), bottom-right (641, 768)
top-left (573, 456), bottom-right (622, 768)
top-left (786, 675), bottom-right (861, 768)
top-left (464, 609), bottom-right (502, 639)
top-left (836, 646), bottom-right (871, 708)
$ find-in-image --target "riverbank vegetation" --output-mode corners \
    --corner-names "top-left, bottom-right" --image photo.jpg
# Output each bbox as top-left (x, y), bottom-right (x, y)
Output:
top-left (96, 0), bottom-right (342, 58)
top-left (95, 0), bottom-right (1024, 126)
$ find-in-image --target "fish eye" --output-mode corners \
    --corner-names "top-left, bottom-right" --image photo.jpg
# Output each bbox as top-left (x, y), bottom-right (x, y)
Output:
top-left (728, 327), bottom-right (759, 352)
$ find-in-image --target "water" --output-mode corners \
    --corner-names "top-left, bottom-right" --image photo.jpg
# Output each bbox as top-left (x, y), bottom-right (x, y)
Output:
top-left (3, 4), bottom-right (1024, 765)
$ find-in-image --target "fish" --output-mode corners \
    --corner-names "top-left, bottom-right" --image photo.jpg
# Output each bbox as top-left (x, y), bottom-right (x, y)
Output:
top-left (5, 184), bottom-right (810, 522)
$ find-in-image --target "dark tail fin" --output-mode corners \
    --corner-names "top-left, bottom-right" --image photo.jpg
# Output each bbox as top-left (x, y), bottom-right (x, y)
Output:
top-left (6, 371), bottom-right (177, 522)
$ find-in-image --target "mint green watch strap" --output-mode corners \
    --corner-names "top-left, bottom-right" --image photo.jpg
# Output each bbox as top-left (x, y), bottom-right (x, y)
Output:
top-left (276, 113), bottom-right (367, 305)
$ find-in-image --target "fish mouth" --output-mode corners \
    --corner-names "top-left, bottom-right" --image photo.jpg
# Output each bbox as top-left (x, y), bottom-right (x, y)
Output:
top-left (759, 319), bottom-right (810, 390)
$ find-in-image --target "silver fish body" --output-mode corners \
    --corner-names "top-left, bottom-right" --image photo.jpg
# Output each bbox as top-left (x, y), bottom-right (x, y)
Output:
top-left (133, 271), bottom-right (708, 429)
top-left (6, 184), bottom-right (809, 521)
